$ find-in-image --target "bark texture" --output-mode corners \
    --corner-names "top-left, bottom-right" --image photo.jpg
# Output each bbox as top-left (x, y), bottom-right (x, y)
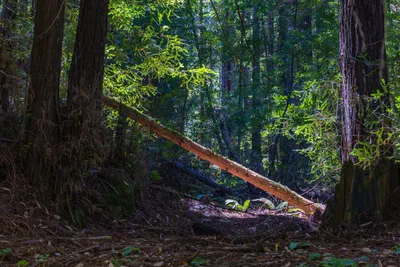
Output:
top-left (324, 0), bottom-right (400, 228)
top-left (67, 0), bottom-right (108, 141)
top-left (340, 0), bottom-right (387, 162)
top-left (103, 96), bottom-right (323, 214)
top-left (24, 0), bottom-right (65, 192)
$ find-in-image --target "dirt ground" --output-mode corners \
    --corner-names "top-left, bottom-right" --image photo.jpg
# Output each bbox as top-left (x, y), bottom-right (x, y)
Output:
top-left (1, 191), bottom-right (400, 267)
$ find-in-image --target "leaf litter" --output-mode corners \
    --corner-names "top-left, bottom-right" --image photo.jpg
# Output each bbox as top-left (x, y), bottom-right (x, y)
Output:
top-left (1, 185), bottom-right (400, 266)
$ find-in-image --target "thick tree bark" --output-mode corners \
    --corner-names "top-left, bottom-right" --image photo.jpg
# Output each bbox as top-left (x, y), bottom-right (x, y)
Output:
top-left (324, 0), bottom-right (400, 228)
top-left (103, 96), bottom-right (323, 214)
top-left (67, 0), bottom-right (108, 142)
top-left (24, 0), bottom-right (65, 191)
top-left (340, 0), bottom-right (387, 162)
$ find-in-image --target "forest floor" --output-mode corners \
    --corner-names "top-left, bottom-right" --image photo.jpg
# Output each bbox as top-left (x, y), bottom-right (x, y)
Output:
top-left (1, 188), bottom-right (400, 267)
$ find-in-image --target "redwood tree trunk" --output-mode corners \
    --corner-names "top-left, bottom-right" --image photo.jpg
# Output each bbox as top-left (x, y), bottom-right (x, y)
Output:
top-left (24, 0), bottom-right (65, 191)
top-left (324, 0), bottom-right (400, 227)
top-left (67, 0), bottom-right (108, 146)
top-left (340, 0), bottom-right (387, 162)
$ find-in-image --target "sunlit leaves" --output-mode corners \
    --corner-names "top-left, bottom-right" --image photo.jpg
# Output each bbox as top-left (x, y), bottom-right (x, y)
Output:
top-left (105, 0), bottom-right (214, 110)
top-left (289, 79), bottom-right (341, 182)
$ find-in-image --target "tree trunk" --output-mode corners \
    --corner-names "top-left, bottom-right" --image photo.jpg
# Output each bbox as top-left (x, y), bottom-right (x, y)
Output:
top-left (205, 87), bottom-right (226, 155)
top-left (323, 0), bottom-right (400, 228)
top-left (266, 7), bottom-right (274, 87)
top-left (268, 0), bottom-right (297, 179)
top-left (67, 0), bottom-right (108, 151)
top-left (237, 60), bottom-right (248, 155)
top-left (180, 86), bottom-right (188, 134)
top-left (24, 0), bottom-right (65, 193)
top-left (0, 0), bottom-right (17, 114)
top-left (221, 7), bottom-right (235, 97)
top-left (170, 161), bottom-right (233, 195)
top-left (102, 96), bottom-right (323, 214)
top-left (220, 118), bottom-right (243, 165)
top-left (198, 0), bottom-right (206, 124)
top-left (251, 5), bottom-right (262, 172)
top-left (115, 115), bottom-right (128, 166)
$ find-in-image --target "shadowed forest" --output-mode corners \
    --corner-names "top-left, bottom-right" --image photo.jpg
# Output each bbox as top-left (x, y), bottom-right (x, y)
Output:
top-left (1, 0), bottom-right (400, 266)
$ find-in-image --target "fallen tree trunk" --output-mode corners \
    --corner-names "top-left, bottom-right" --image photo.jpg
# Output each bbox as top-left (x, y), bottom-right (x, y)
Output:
top-left (102, 96), bottom-right (323, 214)
top-left (170, 161), bottom-right (233, 195)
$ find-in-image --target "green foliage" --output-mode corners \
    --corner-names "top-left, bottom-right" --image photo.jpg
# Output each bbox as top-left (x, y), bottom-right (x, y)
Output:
top-left (112, 259), bottom-right (121, 267)
top-left (225, 199), bottom-right (250, 211)
top-left (105, 0), bottom-right (215, 110)
top-left (35, 254), bottom-right (49, 263)
top-left (346, 81), bottom-right (400, 170)
top-left (308, 252), bottom-right (321, 261)
top-left (150, 170), bottom-right (163, 182)
top-left (0, 248), bottom-right (12, 259)
top-left (0, 247), bottom-right (11, 255)
top-left (17, 260), bottom-right (29, 267)
top-left (392, 244), bottom-right (400, 255)
top-left (13, 0), bottom-right (400, 205)
top-left (121, 246), bottom-right (141, 257)
top-left (251, 198), bottom-right (275, 209)
top-left (275, 201), bottom-right (288, 211)
top-left (60, 3), bottom-right (80, 96)
top-left (288, 241), bottom-right (310, 250)
top-left (191, 257), bottom-right (208, 266)
top-left (290, 79), bottom-right (341, 183)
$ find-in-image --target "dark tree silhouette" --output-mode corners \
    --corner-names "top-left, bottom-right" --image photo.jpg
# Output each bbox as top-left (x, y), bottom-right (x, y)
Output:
top-left (24, 0), bottom-right (65, 194)
top-left (67, 0), bottom-right (108, 144)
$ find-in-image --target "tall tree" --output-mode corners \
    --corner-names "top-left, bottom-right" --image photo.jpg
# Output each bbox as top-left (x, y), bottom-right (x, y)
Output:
top-left (67, 0), bottom-right (108, 148)
top-left (265, 2), bottom-right (274, 92)
top-left (324, 0), bottom-right (400, 227)
top-left (251, 4), bottom-right (262, 172)
top-left (24, 0), bottom-right (65, 192)
top-left (0, 0), bottom-right (17, 113)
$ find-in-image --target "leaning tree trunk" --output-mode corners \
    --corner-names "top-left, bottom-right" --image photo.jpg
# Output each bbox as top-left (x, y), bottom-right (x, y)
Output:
top-left (102, 96), bottom-right (323, 214)
top-left (323, 0), bottom-right (400, 228)
top-left (24, 0), bottom-right (65, 195)
top-left (170, 161), bottom-right (233, 195)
